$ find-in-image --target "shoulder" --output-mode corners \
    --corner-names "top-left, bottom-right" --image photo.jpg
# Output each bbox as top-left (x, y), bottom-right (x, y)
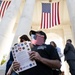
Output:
top-left (46, 44), bottom-right (56, 52)
top-left (56, 47), bottom-right (61, 51)
top-left (46, 44), bottom-right (55, 49)
top-left (56, 47), bottom-right (61, 49)
top-left (46, 45), bottom-right (61, 61)
top-left (66, 43), bottom-right (74, 48)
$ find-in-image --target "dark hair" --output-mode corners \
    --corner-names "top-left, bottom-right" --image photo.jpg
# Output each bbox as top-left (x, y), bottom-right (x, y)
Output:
top-left (29, 30), bottom-right (47, 42)
top-left (50, 41), bottom-right (57, 48)
top-left (20, 35), bottom-right (30, 42)
top-left (67, 39), bottom-right (72, 43)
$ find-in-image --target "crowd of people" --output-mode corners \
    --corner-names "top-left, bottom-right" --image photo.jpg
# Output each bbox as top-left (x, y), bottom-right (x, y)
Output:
top-left (5, 30), bottom-right (75, 75)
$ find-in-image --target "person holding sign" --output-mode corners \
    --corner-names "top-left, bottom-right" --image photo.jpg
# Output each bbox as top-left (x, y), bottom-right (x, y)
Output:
top-left (12, 30), bottom-right (61, 75)
top-left (5, 35), bottom-right (30, 75)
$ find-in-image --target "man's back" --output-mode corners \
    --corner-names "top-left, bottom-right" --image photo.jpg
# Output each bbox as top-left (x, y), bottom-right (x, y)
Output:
top-left (64, 43), bottom-right (75, 60)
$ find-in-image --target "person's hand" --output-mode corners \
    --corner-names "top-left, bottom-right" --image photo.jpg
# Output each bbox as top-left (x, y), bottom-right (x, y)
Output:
top-left (29, 51), bottom-right (42, 61)
top-left (12, 61), bottom-right (20, 71)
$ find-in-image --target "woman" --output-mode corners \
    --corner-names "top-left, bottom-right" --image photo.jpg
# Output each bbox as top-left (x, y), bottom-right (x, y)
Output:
top-left (50, 41), bottom-right (63, 58)
top-left (5, 34), bottom-right (30, 75)
top-left (50, 41), bottom-right (63, 75)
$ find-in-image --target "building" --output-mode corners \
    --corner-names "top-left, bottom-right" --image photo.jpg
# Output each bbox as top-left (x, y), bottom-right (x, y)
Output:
top-left (0, 0), bottom-right (75, 75)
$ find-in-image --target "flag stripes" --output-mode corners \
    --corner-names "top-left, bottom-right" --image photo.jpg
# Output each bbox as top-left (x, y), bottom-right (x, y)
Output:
top-left (0, 0), bottom-right (11, 18)
top-left (40, 2), bottom-right (60, 29)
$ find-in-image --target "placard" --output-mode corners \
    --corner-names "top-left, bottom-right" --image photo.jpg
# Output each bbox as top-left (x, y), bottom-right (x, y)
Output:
top-left (11, 41), bottom-right (37, 73)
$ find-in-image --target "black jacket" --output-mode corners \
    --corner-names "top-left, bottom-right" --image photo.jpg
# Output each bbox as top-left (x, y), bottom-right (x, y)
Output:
top-left (64, 43), bottom-right (75, 60)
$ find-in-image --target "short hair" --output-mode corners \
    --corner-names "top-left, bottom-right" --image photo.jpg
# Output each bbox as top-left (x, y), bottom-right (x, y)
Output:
top-left (67, 39), bottom-right (72, 43)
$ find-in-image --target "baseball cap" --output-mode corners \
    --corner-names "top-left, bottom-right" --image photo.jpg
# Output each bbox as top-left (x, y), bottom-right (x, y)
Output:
top-left (29, 30), bottom-right (47, 41)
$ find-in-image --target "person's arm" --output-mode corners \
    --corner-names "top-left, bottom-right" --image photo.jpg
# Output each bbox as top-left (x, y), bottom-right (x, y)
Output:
top-left (64, 43), bottom-right (70, 54)
top-left (6, 64), bottom-right (13, 75)
top-left (39, 56), bottom-right (61, 69)
top-left (29, 51), bottom-right (61, 69)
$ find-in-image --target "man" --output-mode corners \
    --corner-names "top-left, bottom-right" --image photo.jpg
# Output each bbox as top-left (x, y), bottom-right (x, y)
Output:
top-left (64, 39), bottom-right (75, 75)
top-left (13, 30), bottom-right (61, 75)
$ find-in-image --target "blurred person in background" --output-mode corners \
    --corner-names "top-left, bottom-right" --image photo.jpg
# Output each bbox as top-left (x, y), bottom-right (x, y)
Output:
top-left (64, 39), bottom-right (75, 75)
top-left (50, 41), bottom-right (63, 75)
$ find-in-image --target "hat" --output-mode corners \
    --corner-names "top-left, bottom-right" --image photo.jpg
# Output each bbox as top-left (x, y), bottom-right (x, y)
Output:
top-left (29, 30), bottom-right (36, 36)
top-left (29, 30), bottom-right (47, 41)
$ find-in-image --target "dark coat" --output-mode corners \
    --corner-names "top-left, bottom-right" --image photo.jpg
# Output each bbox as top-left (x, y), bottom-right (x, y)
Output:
top-left (64, 43), bottom-right (75, 60)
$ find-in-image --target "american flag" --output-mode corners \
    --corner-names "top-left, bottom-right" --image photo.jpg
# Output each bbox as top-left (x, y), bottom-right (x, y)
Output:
top-left (0, 0), bottom-right (11, 18)
top-left (40, 2), bottom-right (60, 29)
